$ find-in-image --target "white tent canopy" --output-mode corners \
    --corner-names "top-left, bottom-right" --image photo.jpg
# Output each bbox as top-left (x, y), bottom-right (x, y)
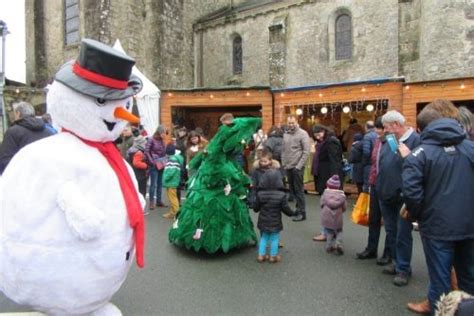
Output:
top-left (113, 39), bottom-right (160, 136)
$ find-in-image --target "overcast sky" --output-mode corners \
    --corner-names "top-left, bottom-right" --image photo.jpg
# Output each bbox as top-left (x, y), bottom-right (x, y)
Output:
top-left (0, 0), bottom-right (26, 83)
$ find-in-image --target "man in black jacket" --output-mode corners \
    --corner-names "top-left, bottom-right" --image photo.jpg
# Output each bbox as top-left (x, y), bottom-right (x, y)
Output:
top-left (377, 110), bottom-right (420, 286)
top-left (0, 101), bottom-right (54, 174)
top-left (402, 110), bottom-right (474, 313)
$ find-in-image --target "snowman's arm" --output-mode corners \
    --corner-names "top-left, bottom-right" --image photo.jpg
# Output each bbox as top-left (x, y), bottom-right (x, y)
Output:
top-left (57, 181), bottom-right (105, 241)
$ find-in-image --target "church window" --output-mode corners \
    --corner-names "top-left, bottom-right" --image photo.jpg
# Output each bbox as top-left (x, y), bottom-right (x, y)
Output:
top-left (233, 35), bottom-right (243, 75)
top-left (335, 14), bottom-right (352, 60)
top-left (64, 0), bottom-right (80, 46)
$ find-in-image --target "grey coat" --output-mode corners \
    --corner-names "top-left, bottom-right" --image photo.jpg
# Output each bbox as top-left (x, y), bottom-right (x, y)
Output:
top-left (281, 127), bottom-right (310, 170)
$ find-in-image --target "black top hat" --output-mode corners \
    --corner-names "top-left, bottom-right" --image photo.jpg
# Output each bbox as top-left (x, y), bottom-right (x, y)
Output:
top-left (54, 38), bottom-right (143, 100)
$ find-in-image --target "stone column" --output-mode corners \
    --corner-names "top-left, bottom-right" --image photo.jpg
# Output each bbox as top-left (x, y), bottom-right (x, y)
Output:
top-left (268, 15), bottom-right (287, 89)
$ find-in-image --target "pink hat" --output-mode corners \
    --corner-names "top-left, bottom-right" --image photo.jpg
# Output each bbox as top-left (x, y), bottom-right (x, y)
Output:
top-left (326, 175), bottom-right (341, 190)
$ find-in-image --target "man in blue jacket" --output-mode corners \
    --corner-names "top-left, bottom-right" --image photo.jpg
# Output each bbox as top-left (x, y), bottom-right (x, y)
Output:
top-left (402, 109), bottom-right (474, 313)
top-left (377, 110), bottom-right (420, 286)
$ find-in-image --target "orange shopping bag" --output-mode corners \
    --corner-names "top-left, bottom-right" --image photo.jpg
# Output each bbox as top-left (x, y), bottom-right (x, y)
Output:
top-left (351, 192), bottom-right (370, 226)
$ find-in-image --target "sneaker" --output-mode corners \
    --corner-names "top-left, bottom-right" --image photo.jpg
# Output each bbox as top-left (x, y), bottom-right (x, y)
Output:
top-left (326, 246), bottom-right (334, 254)
top-left (393, 272), bottom-right (410, 286)
top-left (143, 211), bottom-right (150, 216)
top-left (382, 263), bottom-right (397, 275)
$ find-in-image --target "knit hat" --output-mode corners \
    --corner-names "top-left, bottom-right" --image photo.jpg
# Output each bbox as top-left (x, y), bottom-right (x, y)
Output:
top-left (326, 175), bottom-right (341, 189)
top-left (133, 135), bottom-right (147, 151)
top-left (165, 143), bottom-right (176, 156)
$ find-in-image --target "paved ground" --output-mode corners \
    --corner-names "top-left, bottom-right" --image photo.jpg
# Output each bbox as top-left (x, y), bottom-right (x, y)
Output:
top-left (1, 194), bottom-right (429, 315)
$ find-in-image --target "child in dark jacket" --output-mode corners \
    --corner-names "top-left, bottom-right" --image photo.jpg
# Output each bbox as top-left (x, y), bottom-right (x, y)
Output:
top-left (249, 149), bottom-right (280, 209)
top-left (320, 175), bottom-right (347, 255)
top-left (254, 169), bottom-right (296, 263)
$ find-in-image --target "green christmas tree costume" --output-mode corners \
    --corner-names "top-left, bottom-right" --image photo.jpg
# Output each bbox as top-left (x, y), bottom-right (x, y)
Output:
top-left (169, 117), bottom-right (261, 253)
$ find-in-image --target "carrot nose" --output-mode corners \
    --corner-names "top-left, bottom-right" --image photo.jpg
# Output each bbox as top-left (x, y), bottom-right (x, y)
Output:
top-left (114, 107), bottom-right (140, 124)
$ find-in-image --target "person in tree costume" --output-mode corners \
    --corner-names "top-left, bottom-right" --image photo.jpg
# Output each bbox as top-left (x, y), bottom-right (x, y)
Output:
top-left (169, 117), bottom-right (261, 253)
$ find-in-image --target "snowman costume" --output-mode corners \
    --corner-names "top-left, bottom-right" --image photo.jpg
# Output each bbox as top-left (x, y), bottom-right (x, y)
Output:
top-left (0, 39), bottom-right (145, 315)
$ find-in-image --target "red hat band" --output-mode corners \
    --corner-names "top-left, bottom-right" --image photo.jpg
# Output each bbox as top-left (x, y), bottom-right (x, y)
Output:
top-left (73, 62), bottom-right (128, 90)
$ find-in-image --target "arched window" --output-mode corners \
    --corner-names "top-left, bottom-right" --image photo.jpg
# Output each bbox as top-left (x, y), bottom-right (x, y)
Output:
top-left (335, 14), bottom-right (352, 60)
top-left (233, 35), bottom-right (242, 74)
top-left (64, 0), bottom-right (80, 45)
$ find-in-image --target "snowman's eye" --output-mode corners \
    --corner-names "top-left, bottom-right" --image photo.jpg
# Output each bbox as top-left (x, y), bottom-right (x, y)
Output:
top-left (95, 98), bottom-right (106, 106)
top-left (125, 101), bottom-right (131, 110)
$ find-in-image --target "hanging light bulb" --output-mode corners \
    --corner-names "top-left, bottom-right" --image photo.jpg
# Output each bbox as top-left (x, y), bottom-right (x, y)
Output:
top-left (296, 108), bottom-right (303, 116)
top-left (366, 104), bottom-right (374, 112)
top-left (321, 106), bottom-right (328, 114)
top-left (343, 106), bottom-right (350, 114)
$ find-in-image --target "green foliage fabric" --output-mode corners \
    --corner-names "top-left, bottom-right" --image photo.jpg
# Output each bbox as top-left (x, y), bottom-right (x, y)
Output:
top-left (169, 117), bottom-right (261, 253)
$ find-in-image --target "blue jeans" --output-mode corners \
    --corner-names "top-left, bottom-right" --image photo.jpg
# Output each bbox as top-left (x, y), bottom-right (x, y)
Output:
top-left (148, 166), bottom-right (163, 204)
top-left (396, 216), bottom-right (413, 274)
top-left (258, 232), bottom-right (280, 257)
top-left (421, 237), bottom-right (474, 312)
top-left (379, 198), bottom-right (413, 274)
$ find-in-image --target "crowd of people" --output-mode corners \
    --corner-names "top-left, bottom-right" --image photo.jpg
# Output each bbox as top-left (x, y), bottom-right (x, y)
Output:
top-left (0, 100), bottom-right (473, 315)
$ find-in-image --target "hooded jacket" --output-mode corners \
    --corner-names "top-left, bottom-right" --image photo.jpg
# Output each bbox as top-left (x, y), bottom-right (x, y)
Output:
top-left (376, 129), bottom-right (420, 203)
top-left (402, 118), bottom-right (474, 241)
top-left (320, 188), bottom-right (346, 230)
top-left (254, 169), bottom-right (295, 233)
top-left (0, 116), bottom-right (53, 174)
top-left (162, 153), bottom-right (184, 188)
top-left (264, 130), bottom-right (283, 162)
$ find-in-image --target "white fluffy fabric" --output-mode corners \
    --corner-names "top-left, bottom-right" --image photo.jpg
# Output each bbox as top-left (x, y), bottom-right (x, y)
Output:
top-left (47, 82), bottom-right (131, 142)
top-left (0, 81), bottom-right (140, 315)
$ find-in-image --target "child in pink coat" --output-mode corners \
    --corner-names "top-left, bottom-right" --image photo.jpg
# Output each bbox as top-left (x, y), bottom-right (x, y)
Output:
top-left (320, 175), bottom-right (347, 255)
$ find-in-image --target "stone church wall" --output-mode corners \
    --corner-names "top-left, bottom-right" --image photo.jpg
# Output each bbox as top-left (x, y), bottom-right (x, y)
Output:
top-left (197, 0), bottom-right (400, 88)
top-left (25, 0), bottom-right (474, 90)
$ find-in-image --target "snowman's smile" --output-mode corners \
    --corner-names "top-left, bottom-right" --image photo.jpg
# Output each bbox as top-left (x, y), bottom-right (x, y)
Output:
top-left (103, 120), bottom-right (117, 131)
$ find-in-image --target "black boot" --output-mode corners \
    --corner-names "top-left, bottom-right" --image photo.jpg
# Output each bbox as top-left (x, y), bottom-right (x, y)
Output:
top-left (356, 249), bottom-right (377, 259)
top-left (292, 212), bottom-right (306, 222)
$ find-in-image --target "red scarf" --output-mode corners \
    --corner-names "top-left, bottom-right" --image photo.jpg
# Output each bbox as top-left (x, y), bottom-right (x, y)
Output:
top-left (64, 130), bottom-right (145, 268)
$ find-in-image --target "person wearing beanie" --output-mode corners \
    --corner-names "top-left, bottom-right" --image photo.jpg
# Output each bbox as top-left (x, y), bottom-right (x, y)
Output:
top-left (162, 143), bottom-right (183, 219)
top-left (320, 174), bottom-right (347, 255)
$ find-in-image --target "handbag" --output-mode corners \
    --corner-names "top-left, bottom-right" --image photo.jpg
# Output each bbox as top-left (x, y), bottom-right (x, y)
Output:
top-left (155, 157), bottom-right (168, 170)
top-left (351, 192), bottom-right (370, 226)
